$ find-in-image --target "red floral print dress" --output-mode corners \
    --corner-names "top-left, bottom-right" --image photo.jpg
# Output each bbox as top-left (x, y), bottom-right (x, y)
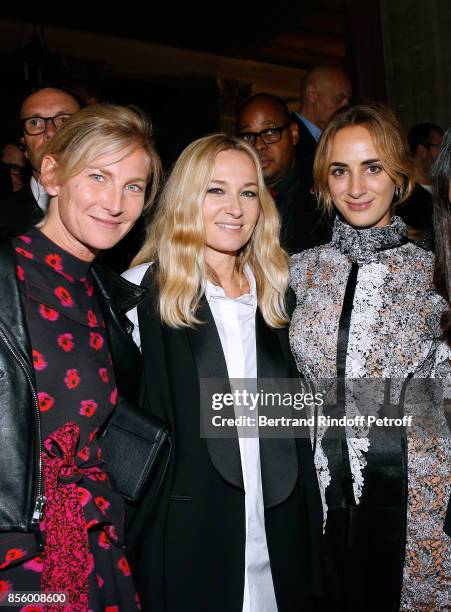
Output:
top-left (0, 228), bottom-right (140, 611)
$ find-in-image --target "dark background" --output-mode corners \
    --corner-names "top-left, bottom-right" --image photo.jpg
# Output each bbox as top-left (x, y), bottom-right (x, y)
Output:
top-left (0, 0), bottom-right (449, 166)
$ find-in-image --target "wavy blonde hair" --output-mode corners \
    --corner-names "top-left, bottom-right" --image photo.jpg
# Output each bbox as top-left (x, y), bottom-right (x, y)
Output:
top-left (132, 134), bottom-right (289, 328)
top-left (314, 102), bottom-right (414, 215)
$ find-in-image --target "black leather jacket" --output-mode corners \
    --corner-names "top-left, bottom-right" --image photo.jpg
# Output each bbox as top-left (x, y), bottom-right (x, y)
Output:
top-left (0, 240), bottom-right (145, 536)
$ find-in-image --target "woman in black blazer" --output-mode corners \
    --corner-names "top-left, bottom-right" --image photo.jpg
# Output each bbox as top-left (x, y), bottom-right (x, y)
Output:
top-left (123, 134), bottom-right (322, 612)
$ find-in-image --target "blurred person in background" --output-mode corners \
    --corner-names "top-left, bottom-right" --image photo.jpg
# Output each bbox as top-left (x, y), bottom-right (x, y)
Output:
top-left (0, 141), bottom-right (28, 193)
top-left (293, 65), bottom-right (352, 182)
top-left (398, 122), bottom-right (444, 244)
top-left (237, 93), bottom-right (331, 253)
top-left (0, 86), bottom-right (81, 237)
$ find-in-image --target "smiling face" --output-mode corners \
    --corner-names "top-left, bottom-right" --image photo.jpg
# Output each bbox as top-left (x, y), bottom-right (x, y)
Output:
top-left (203, 149), bottom-right (260, 268)
top-left (41, 147), bottom-right (151, 261)
top-left (327, 125), bottom-right (396, 229)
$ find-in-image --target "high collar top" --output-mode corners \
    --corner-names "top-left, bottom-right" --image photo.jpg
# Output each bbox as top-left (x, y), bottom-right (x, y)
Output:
top-left (331, 215), bottom-right (408, 264)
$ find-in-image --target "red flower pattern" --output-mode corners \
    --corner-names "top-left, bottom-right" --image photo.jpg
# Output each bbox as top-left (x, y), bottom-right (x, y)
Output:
top-left (57, 332), bottom-right (74, 352)
top-left (94, 496), bottom-right (110, 512)
top-left (98, 531), bottom-right (111, 550)
top-left (80, 399), bottom-right (98, 417)
top-left (77, 487), bottom-right (92, 507)
top-left (0, 580), bottom-right (12, 603)
top-left (77, 445), bottom-right (90, 461)
top-left (64, 368), bottom-right (80, 389)
top-left (109, 387), bottom-right (118, 405)
top-left (17, 234), bottom-right (31, 243)
top-left (45, 253), bottom-right (63, 271)
top-left (38, 391), bottom-right (54, 412)
top-left (90, 471), bottom-right (107, 482)
top-left (87, 309), bottom-right (98, 327)
top-left (23, 556), bottom-right (44, 572)
top-left (117, 556), bottom-right (131, 576)
top-left (16, 264), bottom-right (24, 281)
top-left (39, 303), bottom-right (59, 321)
top-left (88, 552), bottom-right (94, 574)
top-left (89, 332), bottom-right (104, 351)
top-left (32, 349), bottom-right (47, 371)
top-left (1, 548), bottom-right (26, 568)
top-left (54, 285), bottom-right (74, 307)
top-left (85, 280), bottom-right (94, 296)
top-left (15, 246), bottom-right (33, 259)
top-left (6, 549), bottom-right (25, 562)
top-left (98, 367), bottom-right (109, 382)
top-left (0, 548), bottom-right (26, 571)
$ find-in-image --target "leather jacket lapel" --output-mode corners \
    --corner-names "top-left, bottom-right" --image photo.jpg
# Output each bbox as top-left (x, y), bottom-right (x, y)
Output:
top-left (256, 312), bottom-right (299, 508)
top-left (92, 262), bottom-right (146, 313)
top-left (91, 262), bottom-right (145, 403)
top-left (186, 297), bottom-right (244, 491)
top-left (0, 241), bottom-right (34, 371)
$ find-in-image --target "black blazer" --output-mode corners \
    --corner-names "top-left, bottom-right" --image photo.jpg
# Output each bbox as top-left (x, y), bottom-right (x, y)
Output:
top-left (274, 165), bottom-right (332, 254)
top-left (0, 184), bottom-right (44, 239)
top-left (397, 182), bottom-right (434, 241)
top-left (126, 267), bottom-right (323, 612)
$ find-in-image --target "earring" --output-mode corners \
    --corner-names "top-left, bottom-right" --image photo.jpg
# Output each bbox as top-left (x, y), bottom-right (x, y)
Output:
top-left (395, 187), bottom-right (401, 198)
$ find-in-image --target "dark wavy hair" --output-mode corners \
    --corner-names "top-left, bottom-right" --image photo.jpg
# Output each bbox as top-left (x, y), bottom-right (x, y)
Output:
top-left (431, 127), bottom-right (451, 346)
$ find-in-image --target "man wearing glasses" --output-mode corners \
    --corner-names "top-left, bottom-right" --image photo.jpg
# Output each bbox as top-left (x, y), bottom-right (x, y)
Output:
top-left (398, 122), bottom-right (444, 243)
top-left (237, 93), bottom-right (331, 253)
top-left (1, 86), bottom-right (80, 237)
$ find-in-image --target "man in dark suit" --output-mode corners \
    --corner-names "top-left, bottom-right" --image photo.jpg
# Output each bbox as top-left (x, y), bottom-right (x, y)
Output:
top-left (0, 86), bottom-right (80, 238)
top-left (293, 65), bottom-right (352, 182)
top-left (397, 122), bottom-right (443, 241)
top-left (237, 93), bottom-right (331, 253)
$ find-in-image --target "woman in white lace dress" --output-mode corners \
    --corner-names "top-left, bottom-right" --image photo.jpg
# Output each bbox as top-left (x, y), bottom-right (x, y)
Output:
top-left (289, 103), bottom-right (450, 611)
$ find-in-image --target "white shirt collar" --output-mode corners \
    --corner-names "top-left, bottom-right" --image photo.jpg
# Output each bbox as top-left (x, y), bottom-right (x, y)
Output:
top-left (205, 264), bottom-right (257, 306)
top-left (294, 112), bottom-right (322, 142)
top-left (419, 183), bottom-right (432, 194)
top-left (30, 176), bottom-right (50, 212)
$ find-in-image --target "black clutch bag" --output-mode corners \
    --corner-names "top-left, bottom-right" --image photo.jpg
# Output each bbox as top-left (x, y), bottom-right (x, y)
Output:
top-left (99, 396), bottom-right (171, 503)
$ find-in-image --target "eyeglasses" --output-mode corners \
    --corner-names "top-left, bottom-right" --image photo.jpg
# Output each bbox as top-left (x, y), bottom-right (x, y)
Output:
top-left (21, 113), bottom-right (73, 135)
top-left (236, 122), bottom-right (291, 146)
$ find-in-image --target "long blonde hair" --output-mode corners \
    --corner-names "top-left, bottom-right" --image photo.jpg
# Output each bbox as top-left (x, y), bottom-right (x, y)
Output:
top-left (133, 134), bottom-right (289, 328)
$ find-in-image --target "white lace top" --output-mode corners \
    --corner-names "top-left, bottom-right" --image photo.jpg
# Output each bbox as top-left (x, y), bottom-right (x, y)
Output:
top-left (289, 216), bottom-right (450, 610)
